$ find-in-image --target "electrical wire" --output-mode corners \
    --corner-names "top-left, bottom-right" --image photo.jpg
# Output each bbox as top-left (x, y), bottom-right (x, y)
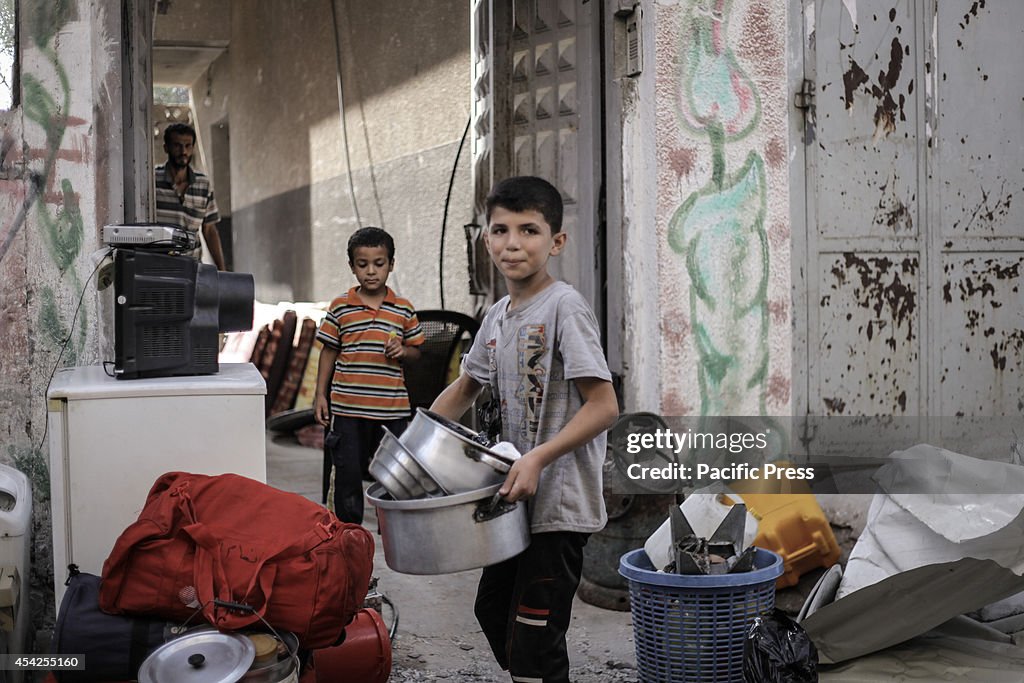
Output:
top-left (35, 247), bottom-right (114, 457)
top-left (380, 592), bottom-right (399, 643)
top-left (439, 116), bottom-right (472, 309)
top-left (329, 0), bottom-right (361, 227)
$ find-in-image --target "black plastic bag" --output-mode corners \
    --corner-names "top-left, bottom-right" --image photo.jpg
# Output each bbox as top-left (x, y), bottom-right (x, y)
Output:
top-left (53, 566), bottom-right (171, 682)
top-left (743, 608), bottom-right (818, 682)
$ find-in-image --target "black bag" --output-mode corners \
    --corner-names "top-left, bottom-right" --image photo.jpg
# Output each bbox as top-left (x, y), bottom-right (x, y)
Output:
top-left (53, 567), bottom-right (171, 683)
top-left (476, 389), bottom-right (502, 443)
top-left (743, 609), bottom-right (818, 683)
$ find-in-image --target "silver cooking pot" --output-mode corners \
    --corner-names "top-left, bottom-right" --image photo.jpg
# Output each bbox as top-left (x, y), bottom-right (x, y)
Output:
top-left (139, 627), bottom-right (299, 683)
top-left (366, 482), bottom-right (530, 574)
top-left (399, 409), bottom-right (515, 493)
top-left (369, 427), bottom-right (447, 500)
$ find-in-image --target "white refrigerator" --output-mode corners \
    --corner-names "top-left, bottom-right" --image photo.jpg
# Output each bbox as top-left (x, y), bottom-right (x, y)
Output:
top-left (46, 363), bottom-right (267, 611)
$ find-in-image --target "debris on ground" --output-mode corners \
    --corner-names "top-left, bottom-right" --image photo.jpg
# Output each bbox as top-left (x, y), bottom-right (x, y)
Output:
top-left (390, 660), bottom-right (638, 682)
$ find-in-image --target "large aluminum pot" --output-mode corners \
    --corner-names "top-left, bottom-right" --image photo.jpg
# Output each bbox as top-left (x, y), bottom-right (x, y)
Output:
top-left (369, 428), bottom-right (446, 500)
top-left (366, 482), bottom-right (530, 574)
top-left (138, 629), bottom-right (255, 683)
top-left (399, 409), bottom-right (515, 494)
top-left (140, 627), bottom-right (300, 683)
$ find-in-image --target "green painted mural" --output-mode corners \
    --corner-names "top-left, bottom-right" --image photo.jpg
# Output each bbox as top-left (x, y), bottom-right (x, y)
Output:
top-left (27, 0), bottom-right (85, 367)
top-left (668, 0), bottom-right (769, 416)
top-left (9, 0), bottom-right (83, 497)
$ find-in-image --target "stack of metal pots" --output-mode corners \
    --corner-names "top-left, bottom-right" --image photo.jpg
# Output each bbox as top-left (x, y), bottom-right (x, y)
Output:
top-left (137, 627), bottom-right (300, 683)
top-left (366, 409), bottom-right (531, 574)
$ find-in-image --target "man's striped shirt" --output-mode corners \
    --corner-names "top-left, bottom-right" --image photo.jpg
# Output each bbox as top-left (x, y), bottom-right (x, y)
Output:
top-left (316, 287), bottom-right (425, 420)
top-left (155, 164), bottom-right (219, 260)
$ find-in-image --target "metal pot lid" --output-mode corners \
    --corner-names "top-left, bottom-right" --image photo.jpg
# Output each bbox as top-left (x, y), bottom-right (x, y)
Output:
top-left (138, 629), bottom-right (255, 683)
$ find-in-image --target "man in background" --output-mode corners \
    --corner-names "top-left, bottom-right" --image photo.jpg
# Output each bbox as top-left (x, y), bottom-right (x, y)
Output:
top-left (155, 122), bottom-right (227, 270)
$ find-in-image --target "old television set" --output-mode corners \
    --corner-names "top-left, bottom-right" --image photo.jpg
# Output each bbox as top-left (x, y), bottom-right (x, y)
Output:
top-left (113, 249), bottom-right (254, 379)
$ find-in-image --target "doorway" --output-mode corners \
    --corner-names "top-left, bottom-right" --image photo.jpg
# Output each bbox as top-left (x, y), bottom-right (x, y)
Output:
top-left (791, 0), bottom-right (1024, 425)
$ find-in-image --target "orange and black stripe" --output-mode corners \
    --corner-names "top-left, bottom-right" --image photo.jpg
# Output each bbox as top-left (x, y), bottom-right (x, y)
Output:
top-left (316, 287), bottom-right (424, 420)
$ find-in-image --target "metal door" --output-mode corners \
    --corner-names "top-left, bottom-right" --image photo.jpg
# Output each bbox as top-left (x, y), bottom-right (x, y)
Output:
top-left (471, 0), bottom-right (603, 316)
top-left (793, 0), bottom-right (1024, 425)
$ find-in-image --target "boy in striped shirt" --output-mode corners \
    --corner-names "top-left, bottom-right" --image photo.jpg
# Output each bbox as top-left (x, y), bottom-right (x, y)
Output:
top-left (314, 227), bottom-right (425, 524)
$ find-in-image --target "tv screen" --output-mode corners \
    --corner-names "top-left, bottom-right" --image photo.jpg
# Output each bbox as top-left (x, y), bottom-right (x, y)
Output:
top-left (114, 249), bottom-right (254, 379)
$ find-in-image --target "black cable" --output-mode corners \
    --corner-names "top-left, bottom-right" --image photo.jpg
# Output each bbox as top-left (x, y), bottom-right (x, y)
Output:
top-left (35, 248), bottom-right (114, 457)
top-left (380, 592), bottom-right (399, 643)
top-left (439, 116), bottom-right (472, 309)
top-left (329, 0), bottom-right (362, 227)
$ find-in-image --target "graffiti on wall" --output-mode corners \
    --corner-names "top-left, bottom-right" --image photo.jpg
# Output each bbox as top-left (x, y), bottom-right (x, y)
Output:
top-left (5, 0), bottom-right (86, 358)
top-left (0, 0), bottom-right (86, 486)
top-left (667, 0), bottom-right (769, 416)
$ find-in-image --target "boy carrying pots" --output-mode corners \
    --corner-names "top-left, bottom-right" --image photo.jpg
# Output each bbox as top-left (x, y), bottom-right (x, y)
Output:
top-left (431, 176), bottom-right (619, 682)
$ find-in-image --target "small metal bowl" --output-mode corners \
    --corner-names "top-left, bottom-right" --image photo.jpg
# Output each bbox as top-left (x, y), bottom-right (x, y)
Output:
top-left (399, 409), bottom-right (514, 494)
top-left (369, 428), bottom-right (447, 500)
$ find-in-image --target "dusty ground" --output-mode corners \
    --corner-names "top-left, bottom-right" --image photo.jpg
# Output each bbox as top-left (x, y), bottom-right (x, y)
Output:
top-left (268, 432), bottom-right (639, 682)
top-left (372, 515), bottom-right (639, 683)
top-left (267, 432), bottom-right (857, 682)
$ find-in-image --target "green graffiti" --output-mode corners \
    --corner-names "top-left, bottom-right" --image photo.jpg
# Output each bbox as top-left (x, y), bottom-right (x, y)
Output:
top-left (677, 0), bottom-right (760, 141)
top-left (20, 1), bottom-right (83, 481)
top-left (46, 178), bottom-right (84, 272)
top-left (671, 0), bottom-right (769, 417)
top-left (22, 74), bottom-right (66, 151)
top-left (670, 154), bottom-right (768, 415)
top-left (40, 286), bottom-right (79, 367)
top-left (25, 0), bottom-right (75, 51)
top-left (21, 2), bottom-right (86, 370)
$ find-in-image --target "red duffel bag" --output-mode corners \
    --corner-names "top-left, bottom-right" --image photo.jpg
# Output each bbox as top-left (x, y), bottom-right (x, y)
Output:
top-left (99, 471), bottom-right (374, 649)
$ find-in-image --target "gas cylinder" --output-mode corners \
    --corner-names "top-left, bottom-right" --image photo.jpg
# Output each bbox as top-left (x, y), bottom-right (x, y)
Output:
top-left (579, 414), bottom-right (679, 611)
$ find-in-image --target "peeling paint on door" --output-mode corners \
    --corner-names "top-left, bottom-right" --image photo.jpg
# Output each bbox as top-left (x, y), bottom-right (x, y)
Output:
top-left (840, 34), bottom-right (909, 141)
top-left (798, 0), bottom-right (1024, 422)
top-left (819, 253), bottom-right (919, 415)
top-left (941, 256), bottom-right (1024, 416)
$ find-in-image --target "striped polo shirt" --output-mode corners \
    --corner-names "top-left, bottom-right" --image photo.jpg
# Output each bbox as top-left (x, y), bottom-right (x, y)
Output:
top-left (316, 287), bottom-right (425, 420)
top-left (155, 164), bottom-right (219, 260)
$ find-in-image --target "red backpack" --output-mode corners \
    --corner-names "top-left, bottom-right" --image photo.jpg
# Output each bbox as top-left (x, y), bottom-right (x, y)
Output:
top-left (99, 471), bottom-right (374, 649)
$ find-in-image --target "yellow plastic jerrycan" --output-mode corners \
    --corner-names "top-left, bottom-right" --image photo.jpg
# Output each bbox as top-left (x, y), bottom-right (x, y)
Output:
top-left (725, 472), bottom-right (841, 588)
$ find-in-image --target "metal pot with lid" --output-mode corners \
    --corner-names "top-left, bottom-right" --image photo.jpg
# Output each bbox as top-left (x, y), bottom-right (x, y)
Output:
top-left (138, 629), bottom-right (255, 683)
top-left (139, 628), bottom-right (300, 683)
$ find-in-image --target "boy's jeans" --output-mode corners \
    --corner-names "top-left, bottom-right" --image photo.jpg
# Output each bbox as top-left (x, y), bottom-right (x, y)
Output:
top-left (475, 531), bottom-right (589, 683)
top-left (323, 415), bottom-right (407, 524)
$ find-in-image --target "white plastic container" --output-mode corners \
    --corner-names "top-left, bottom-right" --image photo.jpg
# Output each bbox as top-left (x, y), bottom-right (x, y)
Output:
top-left (0, 464), bottom-right (32, 682)
top-left (46, 363), bottom-right (267, 612)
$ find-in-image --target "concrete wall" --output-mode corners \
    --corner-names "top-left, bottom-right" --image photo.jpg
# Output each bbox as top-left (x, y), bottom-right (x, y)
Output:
top-left (153, 0), bottom-right (230, 44)
top-left (615, 0), bottom-right (791, 416)
top-left (625, 0), bottom-right (790, 417)
top-left (216, 0), bottom-right (473, 310)
top-left (0, 0), bottom-right (124, 621)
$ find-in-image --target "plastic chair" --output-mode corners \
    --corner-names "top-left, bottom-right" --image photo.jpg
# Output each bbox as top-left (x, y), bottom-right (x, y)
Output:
top-left (404, 310), bottom-right (480, 410)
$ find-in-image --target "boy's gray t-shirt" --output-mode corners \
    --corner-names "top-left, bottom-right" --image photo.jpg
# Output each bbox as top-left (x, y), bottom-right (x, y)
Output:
top-left (462, 280), bottom-right (612, 534)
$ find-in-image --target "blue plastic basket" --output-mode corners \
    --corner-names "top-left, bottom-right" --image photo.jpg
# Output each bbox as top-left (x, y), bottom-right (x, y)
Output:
top-left (619, 547), bottom-right (783, 683)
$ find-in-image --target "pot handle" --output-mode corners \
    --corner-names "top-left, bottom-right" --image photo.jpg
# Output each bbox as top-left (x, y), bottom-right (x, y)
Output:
top-left (474, 492), bottom-right (518, 523)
